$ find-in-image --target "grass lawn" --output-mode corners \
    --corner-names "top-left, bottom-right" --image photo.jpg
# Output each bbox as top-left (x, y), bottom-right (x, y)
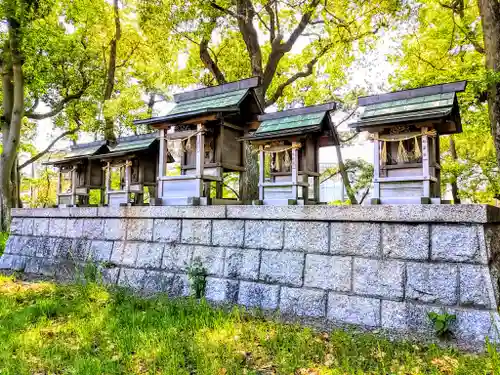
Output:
top-left (0, 275), bottom-right (498, 374)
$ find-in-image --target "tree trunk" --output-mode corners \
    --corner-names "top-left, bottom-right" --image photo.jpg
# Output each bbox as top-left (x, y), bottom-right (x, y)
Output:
top-left (241, 142), bottom-right (259, 201)
top-left (10, 156), bottom-right (21, 209)
top-left (0, 15), bottom-right (24, 232)
top-left (449, 136), bottom-right (461, 203)
top-left (103, 0), bottom-right (121, 144)
top-left (477, 0), bottom-right (500, 167)
top-left (335, 144), bottom-right (358, 204)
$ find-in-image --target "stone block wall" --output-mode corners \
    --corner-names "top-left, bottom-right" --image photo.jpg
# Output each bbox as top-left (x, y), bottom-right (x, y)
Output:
top-left (1, 205), bottom-right (500, 348)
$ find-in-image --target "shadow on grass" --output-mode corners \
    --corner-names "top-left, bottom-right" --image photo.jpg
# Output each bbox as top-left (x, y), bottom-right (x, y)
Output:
top-left (0, 274), bottom-right (499, 374)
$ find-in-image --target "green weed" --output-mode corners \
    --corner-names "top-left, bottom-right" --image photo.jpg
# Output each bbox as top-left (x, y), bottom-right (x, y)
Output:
top-left (0, 275), bottom-right (498, 374)
top-left (0, 231), bottom-right (8, 256)
top-left (428, 311), bottom-right (457, 338)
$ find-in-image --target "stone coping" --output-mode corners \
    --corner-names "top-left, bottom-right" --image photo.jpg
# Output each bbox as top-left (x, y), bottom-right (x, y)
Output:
top-left (11, 204), bottom-right (500, 223)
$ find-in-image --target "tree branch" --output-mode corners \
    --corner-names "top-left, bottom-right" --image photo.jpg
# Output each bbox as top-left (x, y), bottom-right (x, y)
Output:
top-left (209, 1), bottom-right (242, 19)
top-left (261, 0), bottom-right (321, 93)
top-left (236, 0), bottom-right (263, 79)
top-left (265, 43), bottom-right (332, 106)
top-left (200, 18), bottom-right (227, 85)
top-left (116, 41), bottom-right (140, 68)
top-left (25, 85), bottom-right (88, 120)
top-left (18, 127), bottom-right (80, 170)
top-left (283, 0), bottom-right (321, 50)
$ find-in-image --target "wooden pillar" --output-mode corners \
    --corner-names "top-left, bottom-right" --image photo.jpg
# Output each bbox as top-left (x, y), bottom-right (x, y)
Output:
top-left (56, 169), bottom-right (61, 195)
top-left (422, 127), bottom-right (430, 198)
top-left (258, 146), bottom-right (264, 200)
top-left (372, 135), bottom-right (381, 201)
top-left (291, 142), bottom-right (299, 200)
top-left (195, 124), bottom-right (204, 196)
top-left (158, 128), bottom-right (165, 198)
top-left (239, 138), bottom-right (247, 202)
top-left (70, 167), bottom-right (77, 206)
top-left (105, 162), bottom-right (111, 204)
top-left (124, 160), bottom-right (131, 202)
top-left (56, 169), bottom-right (62, 205)
top-left (314, 138), bottom-right (320, 202)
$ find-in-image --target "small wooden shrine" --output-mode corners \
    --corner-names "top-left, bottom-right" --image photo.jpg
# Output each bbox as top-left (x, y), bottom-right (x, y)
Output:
top-left (91, 133), bottom-right (171, 207)
top-left (244, 103), bottom-right (338, 205)
top-left (350, 81), bottom-right (466, 204)
top-left (134, 77), bottom-right (263, 205)
top-left (47, 141), bottom-right (109, 207)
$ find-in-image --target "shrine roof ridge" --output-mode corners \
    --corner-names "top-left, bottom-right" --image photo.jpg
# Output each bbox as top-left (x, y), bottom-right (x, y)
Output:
top-left (257, 102), bottom-right (337, 121)
top-left (357, 81), bottom-right (467, 106)
top-left (173, 77), bottom-right (260, 103)
top-left (114, 132), bottom-right (158, 143)
top-left (69, 140), bottom-right (107, 150)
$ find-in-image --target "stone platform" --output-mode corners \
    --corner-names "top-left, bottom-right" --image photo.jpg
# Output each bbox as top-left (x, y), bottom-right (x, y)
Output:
top-left (1, 205), bottom-right (499, 349)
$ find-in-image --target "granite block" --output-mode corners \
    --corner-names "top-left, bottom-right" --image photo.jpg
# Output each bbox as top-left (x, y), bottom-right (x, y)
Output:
top-left (101, 267), bottom-right (120, 285)
top-left (406, 263), bottom-right (458, 305)
top-left (153, 219), bottom-right (181, 243)
top-left (143, 271), bottom-right (189, 297)
top-left (260, 251), bottom-right (304, 286)
top-left (238, 281), bottom-right (280, 310)
top-left (181, 219), bottom-right (212, 245)
top-left (327, 293), bottom-right (381, 327)
top-left (118, 268), bottom-right (146, 290)
top-left (224, 248), bottom-right (260, 280)
top-left (24, 257), bottom-right (41, 274)
top-left (21, 218), bottom-right (34, 236)
top-left (110, 242), bottom-right (138, 266)
top-left (212, 220), bottom-right (244, 247)
top-left (127, 219), bottom-right (153, 241)
top-left (33, 218), bottom-right (50, 236)
top-left (135, 242), bottom-right (164, 268)
top-left (353, 259), bottom-right (404, 300)
top-left (381, 300), bottom-right (440, 332)
top-left (0, 254), bottom-right (26, 270)
top-left (49, 218), bottom-right (67, 237)
top-left (283, 221), bottom-right (329, 253)
top-left (162, 244), bottom-right (193, 272)
top-left (70, 239), bottom-right (91, 261)
top-left (454, 309), bottom-right (500, 345)
top-left (431, 224), bottom-right (483, 263)
top-left (459, 264), bottom-right (496, 308)
top-left (205, 277), bottom-right (239, 303)
top-left (192, 246), bottom-right (225, 276)
top-left (382, 224), bottom-right (429, 260)
top-left (280, 287), bottom-right (326, 317)
top-left (89, 240), bottom-right (114, 262)
top-left (36, 237), bottom-right (59, 257)
top-left (103, 219), bottom-right (127, 240)
top-left (65, 218), bottom-right (83, 238)
top-left (245, 220), bottom-right (283, 250)
top-left (304, 254), bottom-right (351, 291)
top-left (330, 222), bottom-right (380, 256)
top-left (10, 218), bottom-right (22, 235)
top-left (82, 219), bottom-right (104, 239)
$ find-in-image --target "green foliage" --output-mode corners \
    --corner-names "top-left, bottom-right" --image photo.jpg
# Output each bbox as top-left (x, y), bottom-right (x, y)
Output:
top-left (0, 232), bottom-right (8, 256)
top-left (138, 0), bottom-right (402, 108)
top-left (428, 311), bottom-right (457, 338)
top-left (21, 168), bottom-right (58, 208)
top-left (187, 256), bottom-right (207, 299)
top-left (0, 275), bottom-right (498, 374)
top-left (391, 0), bottom-right (498, 203)
top-left (321, 158), bottom-right (373, 203)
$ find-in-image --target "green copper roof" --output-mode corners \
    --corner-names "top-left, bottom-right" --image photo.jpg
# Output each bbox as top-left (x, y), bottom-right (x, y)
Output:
top-left (111, 137), bottom-right (156, 153)
top-left (255, 111), bottom-right (326, 135)
top-left (64, 144), bottom-right (105, 159)
top-left (362, 92), bottom-right (454, 119)
top-left (167, 88), bottom-right (249, 116)
top-left (351, 90), bottom-right (460, 131)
